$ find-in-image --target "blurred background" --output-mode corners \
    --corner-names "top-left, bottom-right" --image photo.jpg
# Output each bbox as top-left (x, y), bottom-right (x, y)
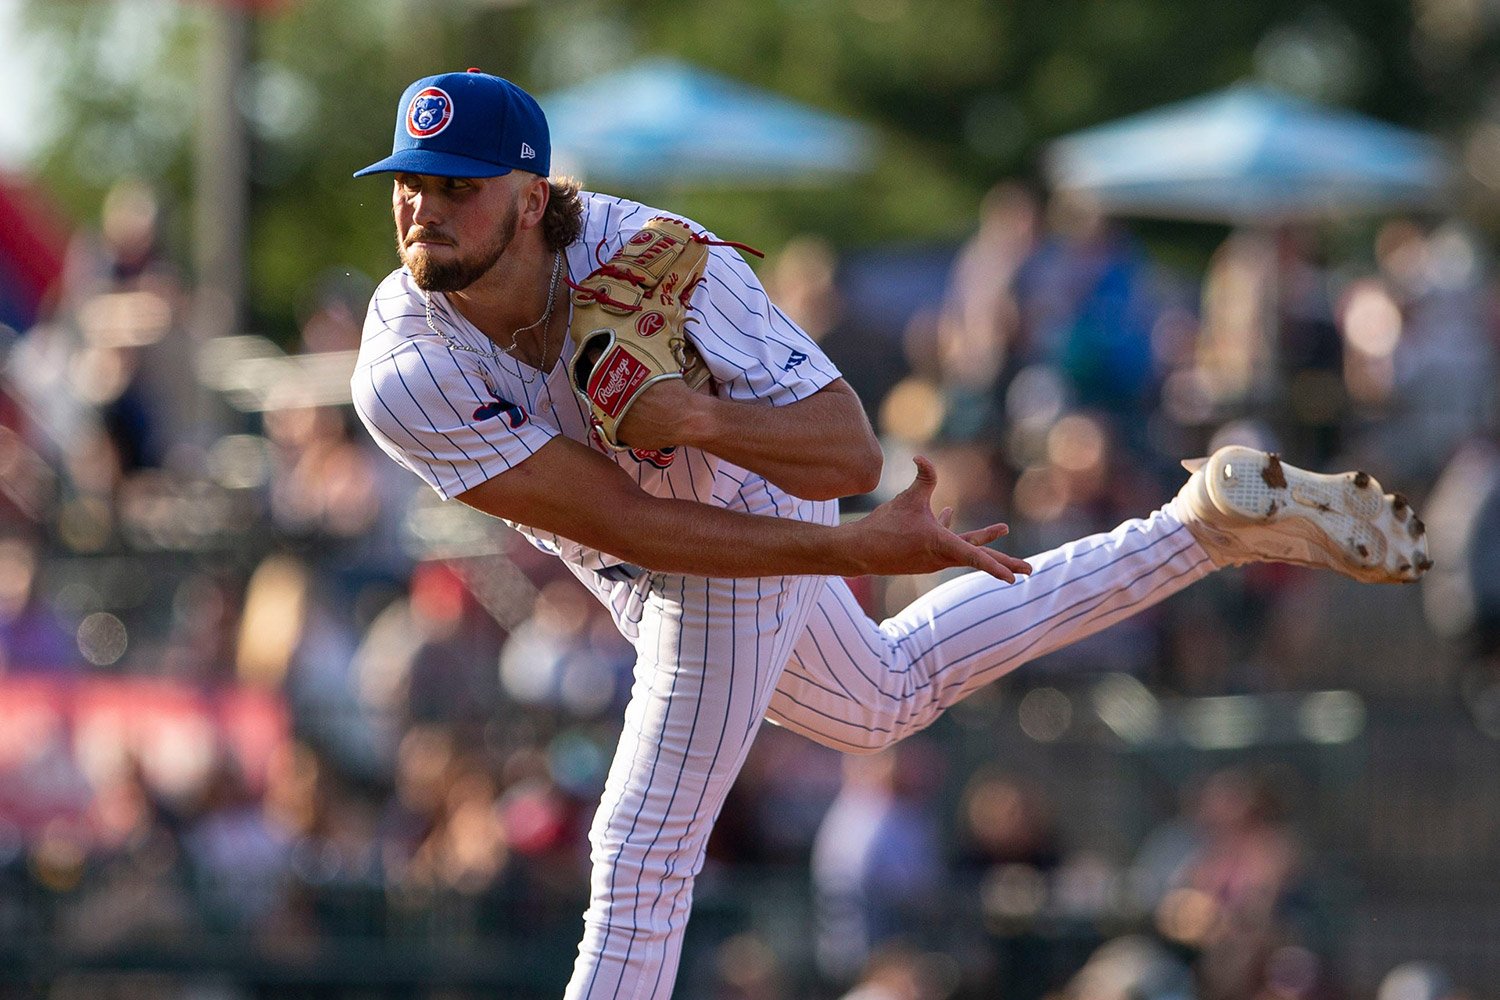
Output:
top-left (1, 0), bottom-right (1499, 998)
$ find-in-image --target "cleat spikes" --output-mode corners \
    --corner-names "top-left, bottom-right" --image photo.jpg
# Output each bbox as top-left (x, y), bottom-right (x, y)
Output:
top-left (1391, 493), bottom-right (1410, 522)
top-left (1261, 454), bottom-right (1287, 489)
top-left (1171, 445), bottom-right (1430, 584)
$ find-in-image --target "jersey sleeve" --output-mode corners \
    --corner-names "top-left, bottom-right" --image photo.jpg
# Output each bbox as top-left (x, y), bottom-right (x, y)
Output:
top-left (687, 243), bottom-right (843, 406)
top-left (351, 338), bottom-right (557, 501)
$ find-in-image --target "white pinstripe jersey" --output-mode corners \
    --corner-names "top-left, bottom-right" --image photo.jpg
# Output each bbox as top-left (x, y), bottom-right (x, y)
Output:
top-left (352, 191), bottom-right (842, 573)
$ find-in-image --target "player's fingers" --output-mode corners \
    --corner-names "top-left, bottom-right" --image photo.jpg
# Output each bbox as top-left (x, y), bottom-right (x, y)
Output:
top-left (998, 553), bottom-right (1034, 576)
top-left (943, 535), bottom-right (1015, 583)
top-left (951, 533), bottom-right (1031, 581)
top-left (938, 506), bottom-right (954, 529)
top-left (971, 547), bottom-right (1017, 583)
top-left (912, 454), bottom-right (937, 487)
top-left (958, 522), bottom-right (1009, 546)
top-left (892, 456), bottom-right (938, 511)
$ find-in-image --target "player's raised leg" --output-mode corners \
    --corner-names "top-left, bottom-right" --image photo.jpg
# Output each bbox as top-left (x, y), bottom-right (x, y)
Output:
top-left (768, 503), bottom-right (1210, 752)
top-left (768, 447), bottom-right (1429, 753)
top-left (565, 572), bottom-right (823, 1000)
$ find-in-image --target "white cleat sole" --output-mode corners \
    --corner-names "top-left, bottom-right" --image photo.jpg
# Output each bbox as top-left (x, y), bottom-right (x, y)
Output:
top-left (1179, 447), bottom-right (1432, 584)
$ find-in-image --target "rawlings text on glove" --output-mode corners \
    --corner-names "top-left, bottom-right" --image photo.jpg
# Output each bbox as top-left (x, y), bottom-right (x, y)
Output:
top-left (567, 216), bottom-right (760, 455)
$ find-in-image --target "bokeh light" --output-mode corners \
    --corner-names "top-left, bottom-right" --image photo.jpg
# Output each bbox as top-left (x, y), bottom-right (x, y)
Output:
top-left (76, 612), bottom-right (128, 667)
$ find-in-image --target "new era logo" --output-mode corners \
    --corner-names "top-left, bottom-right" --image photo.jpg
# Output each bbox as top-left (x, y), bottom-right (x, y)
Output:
top-left (520, 142), bottom-right (536, 159)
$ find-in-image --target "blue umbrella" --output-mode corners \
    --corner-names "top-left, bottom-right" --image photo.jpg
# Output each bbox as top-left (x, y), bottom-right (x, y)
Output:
top-left (1045, 84), bottom-right (1454, 223)
top-left (540, 58), bottom-right (876, 185)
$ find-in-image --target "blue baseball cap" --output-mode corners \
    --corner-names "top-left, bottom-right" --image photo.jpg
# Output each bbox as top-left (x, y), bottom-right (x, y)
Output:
top-left (354, 69), bottom-right (551, 178)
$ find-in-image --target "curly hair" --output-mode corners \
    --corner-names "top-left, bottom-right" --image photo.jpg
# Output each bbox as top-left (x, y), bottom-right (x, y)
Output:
top-left (542, 176), bottom-right (584, 252)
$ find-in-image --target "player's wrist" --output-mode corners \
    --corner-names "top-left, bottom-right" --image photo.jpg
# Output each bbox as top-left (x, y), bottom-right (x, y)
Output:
top-left (673, 390), bottom-right (723, 450)
top-left (827, 519), bottom-right (878, 577)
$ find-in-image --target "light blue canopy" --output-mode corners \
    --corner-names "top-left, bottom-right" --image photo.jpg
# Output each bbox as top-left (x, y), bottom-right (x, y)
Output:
top-left (540, 58), bottom-right (876, 185)
top-left (1045, 84), bottom-right (1453, 223)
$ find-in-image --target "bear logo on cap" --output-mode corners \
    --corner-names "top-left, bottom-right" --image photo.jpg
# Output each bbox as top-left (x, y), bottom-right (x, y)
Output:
top-left (406, 87), bottom-right (454, 139)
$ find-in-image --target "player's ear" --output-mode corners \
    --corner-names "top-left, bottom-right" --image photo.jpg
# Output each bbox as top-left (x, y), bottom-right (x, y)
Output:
top-left (517, 172), bottom-right (550, 230)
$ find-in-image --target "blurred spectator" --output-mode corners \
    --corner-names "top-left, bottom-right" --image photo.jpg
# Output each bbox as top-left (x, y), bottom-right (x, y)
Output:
top-left (183, 749), bottom-right (295, 934)
top-left (354, 575), bottom-right (435, 741)
top-left (235, 554), bottom-right (383, 776)
top-left (957, 768), bottom-right (1091, 1000)
top-left (935, 182), bottom-right (1040, 428)
top-left (1377, 961), bottom-right (1465, 1000)
top-left (263, 403), bottom-right (381, 542)
top-left (1145, 769), bottom-right (1311, 1000)
top-left (499, 576), bottom-right (629, 718)
top-left (709, 725), bottom-right (845, 866)
top-left (1199, 227), bottom-right (1344, 464)
top-left (956, 768), bottom-right (1063, 877)
top-left (404, 764), bottom-right (508, 894)
top-left (834, 943), bottom-right (957, 1000)
top-left (0, 411), bottom-right (56, 525)
top-left (377, 724), bottom-right (456, 873)
top-left (1420, 433), bottom-right (1500, 656)
top-left (1346, 219), bottom-right (1498, 485)
top-left (0, 535), bottom-right (78, 673)
top-left (765, 236), bottom-right (843, 343)
top-left (812, 743), bottom-right (944, 983)
top-left (1199, 230), bottom-right (1277, 413)
top-left (235, 554), bottom-right (311, 691)
top-left (708, 931), bottom-right (790, 1000)
top-left (60, 178), bottom-right (178, 306)
top-left (767, 235), bottom-right (906, 427)
top-left (1059, 935), bottom-right (1196, 1000)
top-left (294, 270), bottom-right (370, 356)
top-left (10, 177), bottom-right (191, 504)
top-left (1015, 193), bottom-right (1161, 419)
top-left (1421, 431), bottom-right (1500, 737)
top-left (154, 571), bottom-right (239, 682)
top-left (356, 561), bottom-right (507, 732)
top-left (496, 741), bottom-right (592, 902)
top-left (1271, 229), bottom-right (1344, 464)
top-left (67, 755), bottom-right (195, 950)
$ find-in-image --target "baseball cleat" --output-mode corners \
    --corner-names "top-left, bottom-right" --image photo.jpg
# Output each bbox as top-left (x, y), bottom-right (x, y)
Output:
top-left (1172, 446), bottom-right (1431, 584)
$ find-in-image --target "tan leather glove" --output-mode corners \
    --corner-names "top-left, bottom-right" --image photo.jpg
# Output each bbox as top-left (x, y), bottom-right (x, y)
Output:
top-left (567, 215), bottom-right (759, 451)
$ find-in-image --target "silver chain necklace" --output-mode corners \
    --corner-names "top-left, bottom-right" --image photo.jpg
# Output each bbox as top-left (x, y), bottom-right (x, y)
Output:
top-left (423, 249), bottom-right (564, 386)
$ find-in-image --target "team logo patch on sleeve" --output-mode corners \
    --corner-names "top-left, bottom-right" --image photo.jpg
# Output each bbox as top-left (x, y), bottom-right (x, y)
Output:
top-left (407, 87), bottom-right (454, 138)
top-left (473, 392), bottom-right (528, 428)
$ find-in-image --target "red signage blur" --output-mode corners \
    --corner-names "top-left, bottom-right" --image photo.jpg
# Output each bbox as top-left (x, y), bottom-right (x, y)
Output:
top-left (0, 676), bottom-right (289, 836)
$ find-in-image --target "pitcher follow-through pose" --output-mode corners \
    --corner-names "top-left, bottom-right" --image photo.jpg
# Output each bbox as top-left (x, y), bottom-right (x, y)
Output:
top-left (350, 70), bottom-right (1429, 1000)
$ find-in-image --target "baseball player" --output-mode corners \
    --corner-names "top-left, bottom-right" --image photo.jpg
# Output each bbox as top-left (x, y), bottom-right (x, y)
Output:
top-left (350, 70), bottom-right (1429, 1000)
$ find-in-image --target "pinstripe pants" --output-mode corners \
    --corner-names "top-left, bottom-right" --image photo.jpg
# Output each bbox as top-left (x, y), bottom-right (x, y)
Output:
top-left (564, 505), bottom-right (1213, 999)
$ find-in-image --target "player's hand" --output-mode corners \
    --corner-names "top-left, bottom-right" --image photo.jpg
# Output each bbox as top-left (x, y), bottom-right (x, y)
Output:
top-left (614, 377), bottom-right (711, 451)
top-left (845, 456), bottom-right (1033, 582)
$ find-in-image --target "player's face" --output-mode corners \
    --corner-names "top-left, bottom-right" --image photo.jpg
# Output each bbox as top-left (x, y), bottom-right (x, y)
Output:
top-left (392, 173), bottom-right (521, 292)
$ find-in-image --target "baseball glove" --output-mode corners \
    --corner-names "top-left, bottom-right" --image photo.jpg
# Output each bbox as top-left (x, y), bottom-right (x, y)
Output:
top-left (567, 215), bottom-right (760, 452)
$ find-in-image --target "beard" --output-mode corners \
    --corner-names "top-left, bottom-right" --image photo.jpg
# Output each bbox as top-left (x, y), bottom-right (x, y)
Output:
top-left (398, 201), bottom-right (520, 293)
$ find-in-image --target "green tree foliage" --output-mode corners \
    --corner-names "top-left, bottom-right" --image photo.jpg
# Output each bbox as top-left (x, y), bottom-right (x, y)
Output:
top-left (19, 1), bottom-right (199, 240)
top-left (20, 0), bottom-right (1433, 343)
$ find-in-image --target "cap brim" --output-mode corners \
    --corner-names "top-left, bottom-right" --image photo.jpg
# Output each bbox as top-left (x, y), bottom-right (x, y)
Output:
top-left (353, 148), bottom-right (517, 179)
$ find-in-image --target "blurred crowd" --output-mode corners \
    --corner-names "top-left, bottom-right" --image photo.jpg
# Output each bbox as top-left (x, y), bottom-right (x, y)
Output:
top-left (0, 176), bottom-right (1497, 999)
